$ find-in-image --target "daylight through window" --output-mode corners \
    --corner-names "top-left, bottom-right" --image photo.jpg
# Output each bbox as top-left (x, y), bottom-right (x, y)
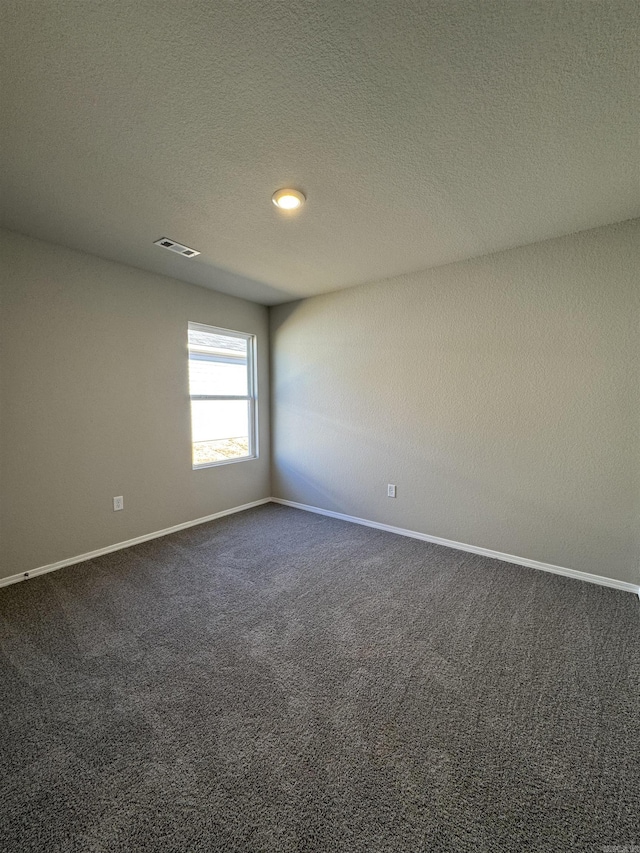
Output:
top-left (188, 322), bottom-right (257, 467)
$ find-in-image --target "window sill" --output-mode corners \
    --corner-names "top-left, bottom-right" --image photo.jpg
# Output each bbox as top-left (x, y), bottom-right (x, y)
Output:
top-left (193, 454), bottom-right (258, 470)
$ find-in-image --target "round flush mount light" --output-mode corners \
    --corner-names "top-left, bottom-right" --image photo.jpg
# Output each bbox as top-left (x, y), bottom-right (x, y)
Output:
top-left (272, 188), bottom-right (306, 211)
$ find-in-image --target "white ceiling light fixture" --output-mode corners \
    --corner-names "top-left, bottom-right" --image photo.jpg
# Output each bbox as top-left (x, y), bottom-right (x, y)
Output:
top-left (272, 188), bottom-right (306, 211)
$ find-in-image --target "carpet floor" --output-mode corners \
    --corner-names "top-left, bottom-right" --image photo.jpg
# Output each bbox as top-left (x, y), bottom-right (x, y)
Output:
top-left (1, 503), bottom-right (639, 852)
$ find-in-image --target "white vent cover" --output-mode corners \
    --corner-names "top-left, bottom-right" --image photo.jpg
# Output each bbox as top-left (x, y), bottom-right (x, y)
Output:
top-left (153, 237), bottom-right (200, 258)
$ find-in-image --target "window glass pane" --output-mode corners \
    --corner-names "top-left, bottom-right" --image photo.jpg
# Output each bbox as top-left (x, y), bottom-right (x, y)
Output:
top-left (188, 328), bottom-right (248, 356)
top-left (188, 329), bottom-right (248, 396)
top-left (189, 356), bottom-right (247, 396)
top-left (188, 323), bottom-right (256, 467)
top-left (191, 400), bottom-right (250, 465)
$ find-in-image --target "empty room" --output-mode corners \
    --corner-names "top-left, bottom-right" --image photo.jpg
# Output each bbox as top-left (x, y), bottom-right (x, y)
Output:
top-left (1, 2), bottom-right (639, 851)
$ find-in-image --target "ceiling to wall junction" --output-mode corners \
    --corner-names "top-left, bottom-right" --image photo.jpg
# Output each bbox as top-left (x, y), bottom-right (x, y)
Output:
top-left (1, 1), bottom-right (638, 304)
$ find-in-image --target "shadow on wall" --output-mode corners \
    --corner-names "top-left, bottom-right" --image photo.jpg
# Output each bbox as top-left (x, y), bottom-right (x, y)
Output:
top-left (198, 258), bottom-right (299, 306)
top-left (269, 299), bottom-right (304, 327)
top-left (272, 457), bottom-right (341, 510)
top-left (271, 409), bottom-right (618, 577)
top-left (270, 301), bottom-right (634, 578)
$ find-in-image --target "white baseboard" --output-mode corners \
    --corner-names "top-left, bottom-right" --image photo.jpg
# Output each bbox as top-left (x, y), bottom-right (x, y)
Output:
top-left (0, 498), bottom-right (271, 589)
top-left (271, 498), bottom-right (640, 596)
top-left (3, 496), bottom-right (638, 598)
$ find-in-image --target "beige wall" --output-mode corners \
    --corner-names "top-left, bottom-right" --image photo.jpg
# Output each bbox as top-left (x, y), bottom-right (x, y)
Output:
top-left (270, 220), bottom-right (640, 585)
top-left (0, 229), bottom-right (270, 579)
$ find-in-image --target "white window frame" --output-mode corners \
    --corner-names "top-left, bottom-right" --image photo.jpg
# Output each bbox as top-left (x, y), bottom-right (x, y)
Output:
top-left (188, 321), bottom-right (258, 469)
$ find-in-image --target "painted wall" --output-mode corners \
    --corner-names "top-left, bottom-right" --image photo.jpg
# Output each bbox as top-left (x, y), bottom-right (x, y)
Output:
top-left (0, 230), bottom-right (270, 579)
top-left (270, 220), bottom-right (640, 585)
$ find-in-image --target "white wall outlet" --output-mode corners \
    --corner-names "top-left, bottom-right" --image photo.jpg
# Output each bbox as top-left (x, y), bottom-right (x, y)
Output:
top-left (387, 484), bottom-right (397, 498)
top-left (113, 496), bottom-right (124, 511)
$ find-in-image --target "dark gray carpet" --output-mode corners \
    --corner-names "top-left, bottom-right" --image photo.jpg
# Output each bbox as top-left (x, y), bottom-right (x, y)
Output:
top-left (1, 504), bottom-right (639, 852)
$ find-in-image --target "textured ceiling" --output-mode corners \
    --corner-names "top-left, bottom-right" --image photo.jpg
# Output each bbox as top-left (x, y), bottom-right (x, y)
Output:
top-left (1, 1), bottom-right (638, 305)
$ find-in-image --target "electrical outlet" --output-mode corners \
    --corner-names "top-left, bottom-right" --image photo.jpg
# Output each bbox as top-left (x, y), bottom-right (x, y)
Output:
top-left (113, 496), bottom-right (124, 511)
top-left (387, 484), bottom-right (396, 498)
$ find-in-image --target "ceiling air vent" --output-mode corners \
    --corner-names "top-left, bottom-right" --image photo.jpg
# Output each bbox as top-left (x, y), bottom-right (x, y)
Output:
top-left (153, 237), bottom-right (200, 258)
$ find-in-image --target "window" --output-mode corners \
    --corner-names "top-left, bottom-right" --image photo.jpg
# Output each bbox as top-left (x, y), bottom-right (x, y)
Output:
top-left (188, 322), bottom-right (257, 468)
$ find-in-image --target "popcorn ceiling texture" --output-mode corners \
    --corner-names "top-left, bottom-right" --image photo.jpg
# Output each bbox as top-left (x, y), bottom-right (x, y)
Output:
top-left (270, 221), bottom-right (640, 585)
top-left (1, 0), bottom-right (638, 304)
